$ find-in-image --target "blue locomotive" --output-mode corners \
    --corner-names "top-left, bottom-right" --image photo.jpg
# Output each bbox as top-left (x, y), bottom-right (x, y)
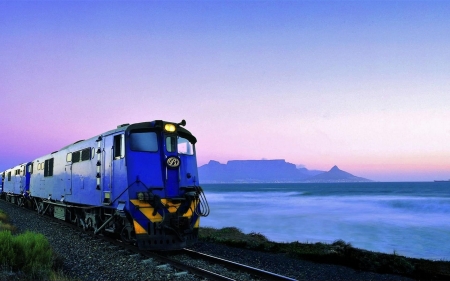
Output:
top-left (0, 120), bottom-right (209, 250)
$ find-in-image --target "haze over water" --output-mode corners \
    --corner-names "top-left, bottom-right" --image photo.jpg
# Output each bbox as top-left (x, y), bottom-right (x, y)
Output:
top-left (201, 182), bottom-right (450, 260)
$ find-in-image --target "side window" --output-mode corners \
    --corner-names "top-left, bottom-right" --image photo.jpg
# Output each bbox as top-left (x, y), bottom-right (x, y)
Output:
top-left (72, 151), bottom-right (81, 163)
top-left (114, 134), bottom-right (124, 159)
top-left (28, 164), bottom-right (33, 174)
top-left (44, 158), bottom-right (54, 177)
top-left (165, 136), bottom-right (177, 152)
top-left (68, 148), bottom-right (92, 163)
top-left (81, 148), bottom-right (91, 161)
top-left (8, 172), bottom-right (11, 181)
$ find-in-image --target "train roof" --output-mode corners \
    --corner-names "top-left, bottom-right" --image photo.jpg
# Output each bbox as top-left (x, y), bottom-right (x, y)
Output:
top-left (3, 120), bottom-right (197, 168)
top-left (3, 162), bottom-right (29, 172)
top-left (57, 120), bottom-right (196, 152)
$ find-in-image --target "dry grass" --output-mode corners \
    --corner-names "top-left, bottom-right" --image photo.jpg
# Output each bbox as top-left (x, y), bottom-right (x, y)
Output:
top-left (0, 210), bottom-right (16, 233)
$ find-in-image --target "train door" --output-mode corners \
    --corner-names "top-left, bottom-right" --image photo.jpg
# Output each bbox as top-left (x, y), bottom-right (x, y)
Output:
top-left (65, 164), bottom-right (72, 195)
top-left (102, 133), bottom-right (125, 204)
top-left (103, 135), bottom-right (112, 203)
top-left (20, 166), bottom-right (25, 193)
top-left (25, 162), bottom-right (32, 194)
top-left (14, 168), bottom-right (21, 194)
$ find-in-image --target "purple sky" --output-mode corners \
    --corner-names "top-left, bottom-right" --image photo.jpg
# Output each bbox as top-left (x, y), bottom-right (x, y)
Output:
top-left (1, 1), bottom-right (449, 182)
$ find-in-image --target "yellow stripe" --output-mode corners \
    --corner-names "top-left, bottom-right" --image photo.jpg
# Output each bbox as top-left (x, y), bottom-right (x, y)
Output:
top-left (140, 208), bottom-right (163, 221)
top-left (133, 220), bottom-right (147, 234)
top-left (182, 199), bottom-right (199, 217)
top-left (194, 217), bottom-right (200, 228)
top-left (130, 199), bottom-right (163, 222)
top-left (160, 199), bottom-right (181, 213)
top-left (130, 198), bottom-right (198, 222)
top-left (130, 199), bottom-right (151, 208)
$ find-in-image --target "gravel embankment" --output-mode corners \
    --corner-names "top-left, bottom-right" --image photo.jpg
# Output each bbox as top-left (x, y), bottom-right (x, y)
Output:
top-left (1, 200), bottom-right (413, 281)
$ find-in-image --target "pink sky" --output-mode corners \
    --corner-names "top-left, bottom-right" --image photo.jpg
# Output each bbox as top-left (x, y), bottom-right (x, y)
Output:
top-left (1, 1), bottom-right (449, 182)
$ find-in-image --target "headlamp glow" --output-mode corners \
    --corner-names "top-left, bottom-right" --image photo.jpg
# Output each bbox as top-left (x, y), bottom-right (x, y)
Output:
top-left (164, 123), bottom-right (176, 132)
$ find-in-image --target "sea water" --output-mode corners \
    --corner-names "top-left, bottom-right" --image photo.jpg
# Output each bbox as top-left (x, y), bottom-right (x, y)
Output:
top-left (200, 182), bottom-right (450, 260)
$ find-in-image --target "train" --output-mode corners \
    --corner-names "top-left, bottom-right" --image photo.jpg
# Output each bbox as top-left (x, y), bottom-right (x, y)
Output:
top-left (0, 120), bottom-right (209, 250)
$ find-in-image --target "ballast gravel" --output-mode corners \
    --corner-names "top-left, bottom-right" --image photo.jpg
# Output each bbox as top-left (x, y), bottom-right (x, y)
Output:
top-left (1, 200), bottom-right (412, 281)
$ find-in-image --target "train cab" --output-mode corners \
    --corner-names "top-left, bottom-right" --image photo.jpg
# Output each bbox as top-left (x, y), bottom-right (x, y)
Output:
top-left (117, 120), bottom-right (208, 249)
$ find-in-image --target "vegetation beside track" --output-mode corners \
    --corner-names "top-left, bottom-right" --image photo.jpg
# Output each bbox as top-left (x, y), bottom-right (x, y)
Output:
top-left (199, 226), bottom-right (450, 280)
top-left (0, 209), bottom-right (68, 281)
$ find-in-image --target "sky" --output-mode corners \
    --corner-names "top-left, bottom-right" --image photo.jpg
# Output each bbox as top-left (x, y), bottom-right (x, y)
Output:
top-left (1, 1), bottom-right (449, 182)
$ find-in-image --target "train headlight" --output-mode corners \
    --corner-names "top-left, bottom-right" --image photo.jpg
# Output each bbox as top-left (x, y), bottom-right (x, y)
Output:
top-left (164, 123), bottom-right (176, 132)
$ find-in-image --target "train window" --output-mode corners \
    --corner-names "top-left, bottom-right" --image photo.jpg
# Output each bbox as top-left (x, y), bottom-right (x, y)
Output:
top-left (130, 131), bottom-right (158, 152)
top-left (178, 137), bottom-right (194, 155)
top-left (28, 164), bottom-right (33, 174)
top-left (8, 172), bottom-right (11, 181)
top-left (165, 136), bottom-right (177, 153)
top-left (114, 134), bottom-right (125, 158)
top-left (66, 153), bottom-right (72, 162)
top-left (44, 158), bottom-right (54, 177)
top-left (81, 148), bottom-right (91, 161)
top-left (72, 151), bottom-right (81, 163)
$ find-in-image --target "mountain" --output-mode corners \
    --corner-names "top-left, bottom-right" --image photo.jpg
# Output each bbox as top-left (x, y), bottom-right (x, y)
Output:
top-left (303, 165), bottom-right (372, 183)
top-left (198, 160), bottom-right (372, 183)
top-left (198, 159), bottom-right (323, 183)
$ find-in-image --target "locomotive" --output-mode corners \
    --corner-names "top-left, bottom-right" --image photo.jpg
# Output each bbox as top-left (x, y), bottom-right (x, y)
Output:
top-left (0, 120), bottom-right (209, 250)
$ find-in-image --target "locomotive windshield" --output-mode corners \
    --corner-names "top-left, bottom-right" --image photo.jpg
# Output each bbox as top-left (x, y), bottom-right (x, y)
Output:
top-left (165, 136), bottom-right (194, 155)
top-left (130, 131), bottom-right (158, 152)
top-left (129, 129), bottom-right (195, 155)
top-left (178, 137), bottom-right (194, 155)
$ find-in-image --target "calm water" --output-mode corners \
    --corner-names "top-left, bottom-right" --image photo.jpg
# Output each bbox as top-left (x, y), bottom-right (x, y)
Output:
top-left (200, 182), bottom-right (450, 260)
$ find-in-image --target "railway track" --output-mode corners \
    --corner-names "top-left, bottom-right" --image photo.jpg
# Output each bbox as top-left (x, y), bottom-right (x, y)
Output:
top-left (1, 199), bottom-right (298, 281)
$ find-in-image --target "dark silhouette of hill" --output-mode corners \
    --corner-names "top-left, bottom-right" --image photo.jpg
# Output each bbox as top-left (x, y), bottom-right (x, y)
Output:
top-left (303, 165), bottom-right (372, 183)
top-left (198, 160), bottom-right (372, 183)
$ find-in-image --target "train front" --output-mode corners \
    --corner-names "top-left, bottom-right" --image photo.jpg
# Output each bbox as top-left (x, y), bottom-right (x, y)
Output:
top-left (124, 120), bottom-right (209, 250)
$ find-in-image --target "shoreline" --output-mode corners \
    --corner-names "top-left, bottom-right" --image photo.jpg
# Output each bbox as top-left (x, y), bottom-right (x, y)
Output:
top-left (197, 226), bottom-right (450, 280)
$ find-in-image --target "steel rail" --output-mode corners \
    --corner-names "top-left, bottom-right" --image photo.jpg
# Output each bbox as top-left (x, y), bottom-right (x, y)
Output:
top-left (147, 251), bottom-right (236, 281)
top-left (181, 248), bottom-right (298, 281)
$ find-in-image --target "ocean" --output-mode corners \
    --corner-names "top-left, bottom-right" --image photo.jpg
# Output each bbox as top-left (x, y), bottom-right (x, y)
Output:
top-left (200, 182), bottom-right (450, 260)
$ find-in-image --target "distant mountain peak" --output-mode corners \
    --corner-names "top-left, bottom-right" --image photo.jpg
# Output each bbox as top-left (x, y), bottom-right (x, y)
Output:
top-left (305, 165), bottom-right (372, 183)
top-left (330, 165), bottom-right (340, 172)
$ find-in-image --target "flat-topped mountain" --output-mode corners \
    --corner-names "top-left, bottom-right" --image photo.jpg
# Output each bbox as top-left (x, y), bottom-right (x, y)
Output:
top-left (198, 160), bottom-right (372, 183)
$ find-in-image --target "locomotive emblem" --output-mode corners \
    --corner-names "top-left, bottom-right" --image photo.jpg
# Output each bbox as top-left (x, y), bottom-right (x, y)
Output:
top-left (166, 156), bottom-right (180, 168)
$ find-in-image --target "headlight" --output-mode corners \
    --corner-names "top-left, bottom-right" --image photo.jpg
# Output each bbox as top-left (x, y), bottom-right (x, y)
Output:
top-left (164, 123), bottom-right (176, 132)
